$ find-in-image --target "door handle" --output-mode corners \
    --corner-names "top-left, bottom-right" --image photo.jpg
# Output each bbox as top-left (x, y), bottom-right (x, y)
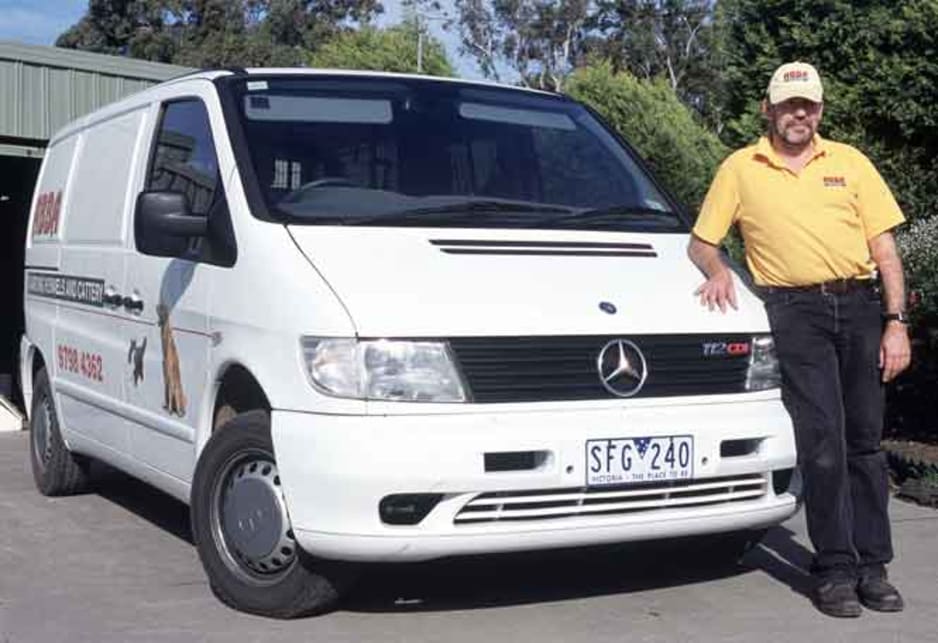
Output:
top-left (103, 286), bottom-right (122, 308)
top-left (122, 293), bottom-right (144, 314)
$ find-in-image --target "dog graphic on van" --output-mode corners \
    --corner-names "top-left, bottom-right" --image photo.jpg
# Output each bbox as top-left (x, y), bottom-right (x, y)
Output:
top-left (156, 303), bottom-right (186, 416)
top-left (127, 337), bottom-right (146, 386)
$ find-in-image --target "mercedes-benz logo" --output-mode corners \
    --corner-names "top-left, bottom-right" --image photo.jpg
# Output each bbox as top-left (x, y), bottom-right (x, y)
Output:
top-left (597, 339), bottom-right (648, 397)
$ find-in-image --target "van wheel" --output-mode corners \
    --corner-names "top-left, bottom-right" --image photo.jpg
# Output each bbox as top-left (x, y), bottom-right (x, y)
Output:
top-left (29, 368), bottom-right (91, 496)
top-left (190, 410), bottom-right (356, 618)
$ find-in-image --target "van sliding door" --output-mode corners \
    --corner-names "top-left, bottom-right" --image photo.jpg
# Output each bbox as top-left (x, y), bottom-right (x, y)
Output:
top-left (53, 109), bottom-right (149, 453)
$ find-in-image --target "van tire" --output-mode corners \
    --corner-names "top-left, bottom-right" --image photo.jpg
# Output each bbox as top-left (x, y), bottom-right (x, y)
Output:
top-left (190, 410), bottom-right (357, 618)
top-left (29, 368), bottom-right (91, 496)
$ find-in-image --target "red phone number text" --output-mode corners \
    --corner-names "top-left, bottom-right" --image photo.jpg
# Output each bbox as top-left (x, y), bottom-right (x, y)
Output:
top-left (57, 344), bottom-right (104, 383)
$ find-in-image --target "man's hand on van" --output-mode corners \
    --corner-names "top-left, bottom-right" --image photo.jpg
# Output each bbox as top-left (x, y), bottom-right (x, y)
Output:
top-left (694, 270), bottom-right (738, 313)
top-left (688, 235), bottom-right (738, 313)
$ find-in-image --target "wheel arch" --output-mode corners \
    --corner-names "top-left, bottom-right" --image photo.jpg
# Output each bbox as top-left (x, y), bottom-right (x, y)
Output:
top-left (19, 338), bottom-right (46, 421)
top-left (208, 362), bottom-right (271, 431)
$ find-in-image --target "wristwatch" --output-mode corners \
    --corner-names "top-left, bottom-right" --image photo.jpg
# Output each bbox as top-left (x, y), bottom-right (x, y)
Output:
top-left (883, 311), bottom-right (910, 324)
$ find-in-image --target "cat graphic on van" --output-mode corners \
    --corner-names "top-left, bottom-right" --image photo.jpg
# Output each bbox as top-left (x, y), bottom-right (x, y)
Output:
top-left (127, 337), bottom-right (146, 386)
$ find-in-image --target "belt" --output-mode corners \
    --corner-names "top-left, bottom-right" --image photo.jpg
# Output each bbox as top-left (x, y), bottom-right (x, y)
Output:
top-left (761, 277), bottom-right (876, 295)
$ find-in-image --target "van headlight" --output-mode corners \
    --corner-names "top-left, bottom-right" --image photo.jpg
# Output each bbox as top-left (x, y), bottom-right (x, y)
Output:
top-left (300, 338), bottom-right (467, 402)
top-left (745, 335), bottom-right (781, 391)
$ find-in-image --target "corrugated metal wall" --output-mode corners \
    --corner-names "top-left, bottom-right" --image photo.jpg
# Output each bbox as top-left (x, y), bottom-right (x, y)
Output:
top-left (0, 41), bottom-right (192, 143)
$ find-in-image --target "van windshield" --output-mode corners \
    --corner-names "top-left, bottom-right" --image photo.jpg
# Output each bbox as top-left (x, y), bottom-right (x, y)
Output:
top-left (227, 76), bottom-right (685, 232)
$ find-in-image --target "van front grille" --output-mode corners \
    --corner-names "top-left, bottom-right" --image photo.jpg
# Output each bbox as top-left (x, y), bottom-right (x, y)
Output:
top-left (454, 474), bottom-right (767, 524)
top-left (448, 334), bottom-right (753, 403)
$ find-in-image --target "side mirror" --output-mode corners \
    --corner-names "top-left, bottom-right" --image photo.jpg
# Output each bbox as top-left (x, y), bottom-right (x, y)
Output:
top-left (135, 191), bottom-right (207, 257)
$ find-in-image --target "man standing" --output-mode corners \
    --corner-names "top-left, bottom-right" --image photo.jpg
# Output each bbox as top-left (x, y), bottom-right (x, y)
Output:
top-left (688, 62), bottom-right (910, 618)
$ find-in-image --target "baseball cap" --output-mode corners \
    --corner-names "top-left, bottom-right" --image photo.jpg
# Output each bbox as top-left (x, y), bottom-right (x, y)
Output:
top-left (766, 62), bottom-right (823, 104)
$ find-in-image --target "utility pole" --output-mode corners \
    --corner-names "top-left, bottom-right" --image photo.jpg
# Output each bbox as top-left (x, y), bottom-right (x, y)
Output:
top-left (417, 19), bottom-right (424, 73)
top-left (408, 1), bottom-right (447, 74)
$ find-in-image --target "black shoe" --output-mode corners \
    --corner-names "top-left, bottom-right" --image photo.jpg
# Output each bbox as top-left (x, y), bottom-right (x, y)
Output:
top-left (812, 579), bottom-right (862, 618)
top-left (857, 569), bottom-right (905, 612)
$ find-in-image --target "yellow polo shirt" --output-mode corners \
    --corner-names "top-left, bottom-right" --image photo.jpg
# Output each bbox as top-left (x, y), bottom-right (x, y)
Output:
top-left (693, 135), bottom-right (905, 287)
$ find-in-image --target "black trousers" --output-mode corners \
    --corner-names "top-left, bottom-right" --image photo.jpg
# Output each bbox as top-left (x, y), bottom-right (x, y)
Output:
top-left (763, 286), bottom-right (893, 579)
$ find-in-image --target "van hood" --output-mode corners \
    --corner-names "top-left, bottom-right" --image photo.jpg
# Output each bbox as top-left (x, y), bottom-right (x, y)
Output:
top-left (287, 226), bottom-right (769, 338)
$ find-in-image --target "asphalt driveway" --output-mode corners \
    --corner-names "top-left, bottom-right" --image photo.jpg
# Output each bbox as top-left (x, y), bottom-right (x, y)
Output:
top-left (1, 431), bottom-right (935, 642)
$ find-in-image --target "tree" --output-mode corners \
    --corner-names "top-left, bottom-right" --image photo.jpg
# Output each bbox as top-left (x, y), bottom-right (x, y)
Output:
top-left (175, 0), bottom-right (386, 67)
top-left (252, 0), bottom-right (383, 51)
top-left (586, 1), bottom-right (722, 129)
top-left (56, 0), bottom-right (177, 62)
top-left (587, 3), bottom-right (710, 90)
top-left (308, 22), bottom-right (454, 75)
top-left (56, 0), bottom-right (386, 68)
top-left (452, 1), bottom-right (724, 124)
top-left (565, 63), bottom-right (728, 213)
top-left (171, 0), bottom-right (275, 67)
top-left (718, 0), bottom-right (938, 224)
top-left (454, 0), bottom-right (591, 91)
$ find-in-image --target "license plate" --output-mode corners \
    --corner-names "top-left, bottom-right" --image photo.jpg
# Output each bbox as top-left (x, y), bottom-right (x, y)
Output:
top-left (586, 436), bottom-right (694, 486)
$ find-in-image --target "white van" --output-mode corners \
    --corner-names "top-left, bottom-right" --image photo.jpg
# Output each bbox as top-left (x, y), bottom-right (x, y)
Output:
top-left (21, 69), bottom-right (798, 618)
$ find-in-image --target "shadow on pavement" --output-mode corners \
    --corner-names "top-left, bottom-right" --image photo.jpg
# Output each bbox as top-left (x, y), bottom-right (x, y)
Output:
top-left (86, 464), bottom-right (815, 613)
top-left (743, 527), bottom-right (815, 599)
top-left (91, 461), bottom-right (194, 545)
top-left (343, 532), bottom-right (778, 613)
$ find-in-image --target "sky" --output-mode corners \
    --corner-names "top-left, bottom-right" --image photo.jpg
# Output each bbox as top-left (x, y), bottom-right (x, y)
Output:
top-left (0, 0), bottom-right (477, 77)
top-left (0, 0), bottom-right (87, 45)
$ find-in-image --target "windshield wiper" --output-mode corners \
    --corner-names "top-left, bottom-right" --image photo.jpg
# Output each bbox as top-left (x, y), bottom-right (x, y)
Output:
top-left (335, 200), bottom-right (573, 226)
top-left (544, 205), bottom-right (684, 230)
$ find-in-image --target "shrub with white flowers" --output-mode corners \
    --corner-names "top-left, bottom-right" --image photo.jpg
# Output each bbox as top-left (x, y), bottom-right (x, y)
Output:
top-left (897, 215), bottom-right (938, 324)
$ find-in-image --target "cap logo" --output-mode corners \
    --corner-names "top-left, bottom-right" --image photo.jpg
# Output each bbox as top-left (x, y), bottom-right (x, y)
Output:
top-left (783, 70), bottom-right (810, 82)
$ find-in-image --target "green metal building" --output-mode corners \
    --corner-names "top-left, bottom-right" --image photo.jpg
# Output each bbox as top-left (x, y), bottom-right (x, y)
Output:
top-left (0, 40), bottom-right (191, 421)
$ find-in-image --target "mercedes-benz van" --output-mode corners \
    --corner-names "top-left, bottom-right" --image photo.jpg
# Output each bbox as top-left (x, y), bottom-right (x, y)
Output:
top-left (21, 69), bottom-right (798, 618)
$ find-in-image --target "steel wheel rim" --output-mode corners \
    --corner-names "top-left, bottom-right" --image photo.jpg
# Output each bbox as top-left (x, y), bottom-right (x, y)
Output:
top-left (32, 395), bottom-right (54, 471)
top-left (209, 447), bottom-right (298, 585)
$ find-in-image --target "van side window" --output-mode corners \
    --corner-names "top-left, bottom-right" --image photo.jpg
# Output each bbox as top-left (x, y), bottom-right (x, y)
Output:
top-left (142, 99), bottom-right (236, 267)
top-left (67, 109), bottom-right (146, 245)
top-left (147, 100), bottom-right (219, 216)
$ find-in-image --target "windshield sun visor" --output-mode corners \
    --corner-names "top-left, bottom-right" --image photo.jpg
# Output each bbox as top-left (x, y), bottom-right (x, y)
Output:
top-left (458, 102), bottom-right (576, 130)
top-left (244, 94), bottom-right (393, 124)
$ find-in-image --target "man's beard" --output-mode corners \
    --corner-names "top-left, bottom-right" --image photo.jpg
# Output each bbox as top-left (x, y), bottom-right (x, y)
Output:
top-left (776, 122), bottom-right (814, 148)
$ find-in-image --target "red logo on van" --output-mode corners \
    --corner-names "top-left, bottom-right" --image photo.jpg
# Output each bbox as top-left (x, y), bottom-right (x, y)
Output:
top-left (33, 191), bottom-right (62, 237)
top-left (702, 341), bottom-right (751, 357)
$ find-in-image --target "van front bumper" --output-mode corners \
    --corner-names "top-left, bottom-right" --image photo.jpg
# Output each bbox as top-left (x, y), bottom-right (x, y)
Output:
top-left (271, 398), bottom-right (798, 562)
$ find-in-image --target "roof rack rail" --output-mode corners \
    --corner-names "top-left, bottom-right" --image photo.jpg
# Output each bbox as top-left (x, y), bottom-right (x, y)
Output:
top-left (163, 66), bottom-right (248, 83)
top-left (210, 66), bottom-right (248, 76)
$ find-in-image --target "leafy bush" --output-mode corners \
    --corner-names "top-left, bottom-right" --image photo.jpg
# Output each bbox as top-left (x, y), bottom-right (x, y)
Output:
top-left (887, 215), bottom-right (938, 443)
top-left (565, 63), bottom-right (728, 215)
top-left (897, 215), bottom-right (938, 324)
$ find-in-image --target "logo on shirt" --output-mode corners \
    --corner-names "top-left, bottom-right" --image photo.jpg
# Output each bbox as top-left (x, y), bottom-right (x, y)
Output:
top-left (823, 176), bottom-right (847, 188)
